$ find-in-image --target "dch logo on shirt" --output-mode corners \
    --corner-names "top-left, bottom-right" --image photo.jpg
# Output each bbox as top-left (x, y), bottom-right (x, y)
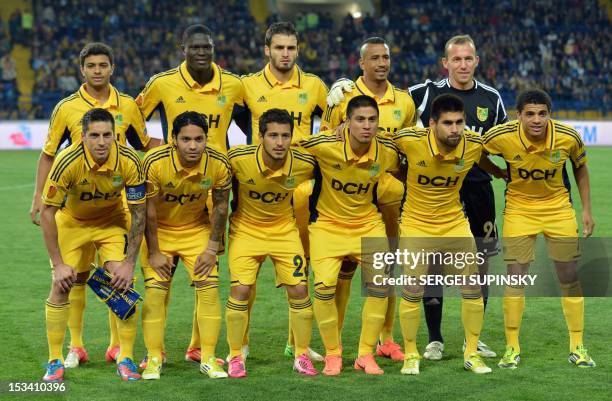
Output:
top-left (331, 178), bottom-right (370, 195)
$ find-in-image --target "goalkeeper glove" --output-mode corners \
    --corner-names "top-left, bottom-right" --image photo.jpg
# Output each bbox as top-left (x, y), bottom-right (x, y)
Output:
top-left (326, 78), bottom-right (355, 107)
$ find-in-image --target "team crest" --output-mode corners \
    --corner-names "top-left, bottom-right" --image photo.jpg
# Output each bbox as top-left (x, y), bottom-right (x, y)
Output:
top-left (454, 159), bottom-right (465, 172)
top-left (550, 150), bottom-right (561, 163)
top-left (115, 113), bottom-right (123, 126)
top-left (369, 163), bottom-right (380, 177)
top-left (200, 178), bottom-right (212, 189)
top-left (112, 175), bottom-right (123, 187)
top-left (298, 92), bottom-right (308, 105)
top-left (217, 95), bottom-right (227, 106)
top-left (393, 109), bottom-right (402, 121)
top-left (476, 107), bottom-right (489, 122)
top-left (284, 176), bottom-right (296, 188)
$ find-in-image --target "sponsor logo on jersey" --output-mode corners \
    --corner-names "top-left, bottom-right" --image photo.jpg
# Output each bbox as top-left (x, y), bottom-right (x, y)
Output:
top-left (257, 95), bottom-right (267, 102)
top-left (176, 96), bottom-right (186, 103)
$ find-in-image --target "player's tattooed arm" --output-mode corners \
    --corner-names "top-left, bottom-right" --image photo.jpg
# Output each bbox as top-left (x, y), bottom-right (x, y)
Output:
top-left (194, 188), bottom-right (229, 279)
top-left (108, 202), bottom-right (145, 291)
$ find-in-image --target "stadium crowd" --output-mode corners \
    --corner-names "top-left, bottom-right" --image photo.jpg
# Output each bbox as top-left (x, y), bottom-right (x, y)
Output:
top-left (0, 0), bottom-right (610, 117)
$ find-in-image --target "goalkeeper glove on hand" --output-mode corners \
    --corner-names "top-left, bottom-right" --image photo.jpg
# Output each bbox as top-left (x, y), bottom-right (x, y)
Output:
top-left (326, 78), bottom-right (355, 107)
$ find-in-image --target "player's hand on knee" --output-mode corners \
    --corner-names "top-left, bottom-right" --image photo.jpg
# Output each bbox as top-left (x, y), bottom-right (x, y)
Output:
top-left (194, 251), bottom-right (216, 279)
top-left (148, 251), bottom-right (174, 280)
top-left (30, 196), bottom-right (41, 226)
top-left (326, 78), bottom-right (354, 107)
top-left (52, 263), bottom-right (76, 292)
top-left (106, 260), bottom-right (135, 291)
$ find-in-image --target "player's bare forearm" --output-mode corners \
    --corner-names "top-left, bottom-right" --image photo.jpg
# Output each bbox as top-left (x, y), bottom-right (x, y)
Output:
top-left (143, 137), bottom-right (162, 151)
top-left (573, 164), bottom-right (592, 213)
top-left (145, 196), bottom-right (162, 253)
top-left (208, 188), bottom-right (229, 247)
top-left (31, 152), bottom-right (55, 224)
top-left (126, 203), bottom-right (146, 265)
top-left (40, 204), bottom-right (63, 266)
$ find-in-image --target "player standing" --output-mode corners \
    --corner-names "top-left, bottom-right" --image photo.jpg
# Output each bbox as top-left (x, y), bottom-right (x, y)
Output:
top-left (40, 108), bottom-right (146, 382)
top-left (140, 111), bottom-right (231, 380)
top-left (483, 89), bottom-right (595, 369)
top-left (30, 42), bottom-right (159, 369)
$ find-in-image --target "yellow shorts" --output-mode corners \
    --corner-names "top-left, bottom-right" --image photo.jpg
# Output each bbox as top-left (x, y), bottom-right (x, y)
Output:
top-left (228, 218), bottom-right (307, 287)
top-left (377, 173), bottom-right (404, 207)
top-left (399, 220), bottom-right (479, 277)
top-left (309, 219), bottom-right (388, 287)
top-left (55, 210), bottom-right (129, 274)
top-left (503, 207), bottom-right (579, 263)
top-left (141, 225), bottom-right (219, 283)
top-left (293, 180), bottom-right (314, 257)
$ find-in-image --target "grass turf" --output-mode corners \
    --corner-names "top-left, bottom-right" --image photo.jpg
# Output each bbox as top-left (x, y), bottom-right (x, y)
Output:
top-left (0, 148), bottom-right (610, 401)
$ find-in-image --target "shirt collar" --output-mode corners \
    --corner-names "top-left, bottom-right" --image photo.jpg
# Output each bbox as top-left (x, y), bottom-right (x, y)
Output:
top-left (78, 83), bottom-right (119, 109)
top-left (354, 77), bottom-right (395, 104)
top-left (170, 146), bottom-right (209, 176)
top-left (255, 144), bottom-right (293, 177)
top-left (343, 128), bottom-right (379, 163)
top-left (82, 140), bottom-right (119, 172)
top-left (262, 63), bottom-right (301, 88)
top-left (178, 61), bottom-right (222, 93)
top-left (427, 128), bottom-right (466, 160)
top-left (518, 119), bottom-right (555, 152)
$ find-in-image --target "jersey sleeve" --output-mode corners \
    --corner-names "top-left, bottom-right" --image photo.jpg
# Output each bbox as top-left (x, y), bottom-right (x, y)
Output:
top-left (121, 147), bottom-right (146, 204)
top-left (314, 79), bottom-right (328, 118)
top-left (568, 130), bottom-right (588, 168)
top-left (136, 77), bottom-right (162, 120)
top-left (320, 102), bottom-right (344, 131)
top-left (495, 95), bottom-right (509, 125)
top-left (482, 128), bottom-right (504, 156)
top-left (143, 152), bottom-right (161, 198)
top-left (124, 99), bottom-right (151, 150)
top-left (408, 80), bottom-right (432, 127)
top-left (402, 94), bottom-right (417, 128)
top-left (211, 151), bottom-right (232, 191)
top-left (43, 103), bottom-right (69, 156)
top-left (42, 150), bottom-right (74, 206)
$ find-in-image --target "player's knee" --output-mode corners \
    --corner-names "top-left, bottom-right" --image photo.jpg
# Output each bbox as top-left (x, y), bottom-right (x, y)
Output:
top-left (506, 262), bottom-right (529, 276)
top-left (340, 259), bottom-right (358, 274)
top-left (554, 260), bottom-right (579, 284)
top-left (286, 284), bottom-right (308, 300)
top-left (230, 284), bottom-right (251, 301)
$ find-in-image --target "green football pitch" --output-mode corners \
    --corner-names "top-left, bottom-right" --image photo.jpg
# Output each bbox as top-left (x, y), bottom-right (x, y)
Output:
top-left (0, 149), bottom-right (610, 401)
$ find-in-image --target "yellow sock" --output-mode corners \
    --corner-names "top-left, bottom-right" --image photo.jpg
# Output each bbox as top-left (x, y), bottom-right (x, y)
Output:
top-left (188, 290), bottom-right (200, 350)
top-left (67, 283), bottom-right (86, 348)
top-left (108, 310), bottom-right (119, 349)
top-left (461, 291), bottom-right (484, 359)
top-left (226, 296), bottom-right (249, 358)
top-left (289, 296), bottom-right (313, 357)
top-left (399, 291), bottom-right (422, 355)
top-left (161, 284), bottom-right (171, 352)
top-left (560, 281), bottom-right (584, 351)
top-left (380, 295), bottom-right (396, 343)
top-left (46, 300), bottom-right (69, 362)
top-left (358, 292), bottom-right (388, 356)
top-left (243, 283), bottom-right (256, 346)
top-left (314, 286), bottom-right (340, 356)
top-left (142, 286), bottom-right (168, 360)
top-left (335, 273), bottom-right (354, 335)
top-left (117, 307), bottom-right (139, 361)
top-left (503, 285), bottom-right (525, 353)
top-left (196, 284), bottom-right (221, 361)
top-left (286, 292), bottom-right (294, 347)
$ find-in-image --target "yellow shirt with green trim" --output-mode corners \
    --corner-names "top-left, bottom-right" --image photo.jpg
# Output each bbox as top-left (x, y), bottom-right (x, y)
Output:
top-left (299, 130), bottom-right (400, 225)
top-left (42, 141), bottom-right (145, 221)
top-left (241, 64), bottom-right (327, 144)
top-left (394, 127), bottom-right (483, 226)
top-left (483, 119), bottom-right (587, 211)
top-left (43, 84), bottom-right (150, 156)
top-left (137, 62), bottom-right (244, 152)
top-left (321, 77), bottom-right (416, 137)
top-left (142, 144), bottom-right (232, 230)
top-left (228, 144), bottom-right (316, 225)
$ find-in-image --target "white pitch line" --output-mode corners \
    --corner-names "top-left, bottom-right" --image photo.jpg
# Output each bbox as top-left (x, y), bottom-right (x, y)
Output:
top-left (0, 183), bottom-right (34, 191)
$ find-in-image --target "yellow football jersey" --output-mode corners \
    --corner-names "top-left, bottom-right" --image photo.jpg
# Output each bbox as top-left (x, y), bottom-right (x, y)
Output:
top-left (137, 62), bottom-right (244, 151)
top-left (483, 119), bottom-right (587, 211)
top-left (299, 130), bottom-right (400, 225)
top-left (241, 64), bottom-right (327, 144)
top-left (143, 144), bottom-right (232, 230)
top-left (228, 144), bottom-right (316, 224)
top-left (43, 84), bottom-right (150, 156)
top-left (394, 127), bottom-right (483, 226)
top-left (42, 141), bottom-right (145, 220)
top-left (321, 77), bottom-right (416, 136)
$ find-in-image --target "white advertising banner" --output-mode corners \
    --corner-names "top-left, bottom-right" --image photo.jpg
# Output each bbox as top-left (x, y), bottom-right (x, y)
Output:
top-left (0, 119), bottom-right (609, 150)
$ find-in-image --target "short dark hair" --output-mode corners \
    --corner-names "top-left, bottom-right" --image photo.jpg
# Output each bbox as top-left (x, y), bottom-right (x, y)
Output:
top-left (265, 21), bottom-right (298, 47)
top-left (346, 95), bottom-right (379, 118)
top-left (259, 108), bottom-right (294, 136)
top-left (172, 111), bottom-right (209, 138)
top-left (359, 37), bottom-right (387, 57)
top-left (431, 94), bottom-right (464, 121)
top-left (516, 89), bottom-right (552, 112)
top-left (182, 24), bottom-right (213, 45)
top-left (82, 108), bottom-right (115, 134)
top-left (79, 42), bottom-right (114, 67)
